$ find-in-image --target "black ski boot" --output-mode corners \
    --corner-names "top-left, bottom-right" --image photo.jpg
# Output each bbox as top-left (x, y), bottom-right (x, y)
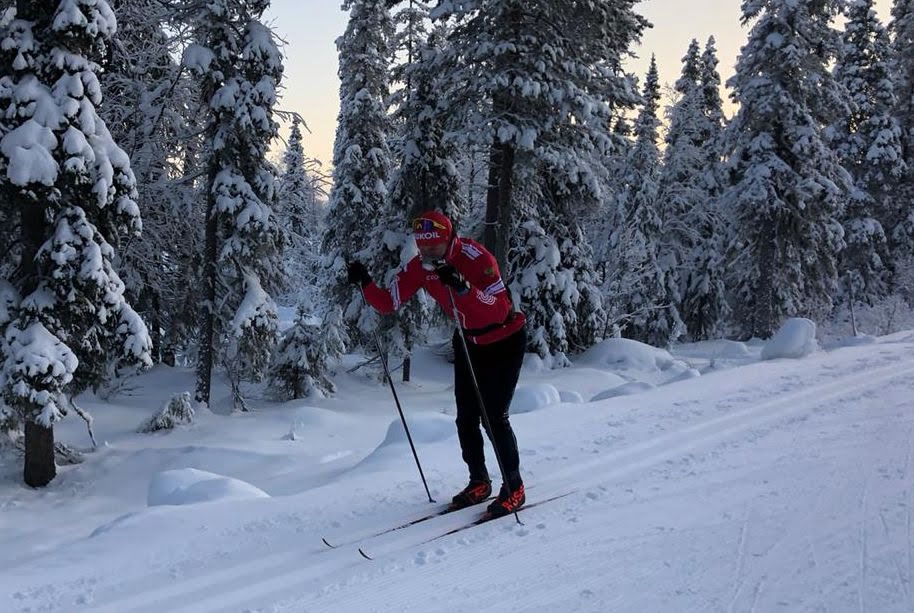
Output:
top-left (449, 479), bottom-right (492, 510)
top-left (486, 482), bottom-right (525, 518)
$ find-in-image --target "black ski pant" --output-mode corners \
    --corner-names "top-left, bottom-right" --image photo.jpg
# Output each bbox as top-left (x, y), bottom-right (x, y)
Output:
top-left (453, 325), bottom-right (526, 490)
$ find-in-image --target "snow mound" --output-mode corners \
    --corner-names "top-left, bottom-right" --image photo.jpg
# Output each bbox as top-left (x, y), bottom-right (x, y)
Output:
top-left (510, 383), bottom-right (562, 414)
top-left (356, 413), bottom-right (455, 472)
top-left (147, 468), bottom-right (269, 507)
top-left (284, 405), bottom-right (342, 440)
top-left (591, 381), bottom-right (656, 402)
top-left (377, 412), bottom-right (454, 448)
top-left (761, 318), bottom-right (819, 360)
top-left (558, 390), bottom-right (584, 404)
top-left (578, 338), bottom-right (683, 372)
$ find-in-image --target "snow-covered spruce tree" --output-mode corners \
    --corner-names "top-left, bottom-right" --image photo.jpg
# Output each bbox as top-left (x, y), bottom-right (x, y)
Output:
top-left (432, 0), bottom-right (645, 358)
top-left (100, 0), bottom-right (202, 366)
top-left (590, 105), bottom-right (637, 274)
top-left (389, 18), bottom-right (461, 222)
top-left (322, 0), bottom-right (395, 347)
top-left (614, 57), bottom-right (685, 348)
top-left (832, 0), bottom-right (907, 313)
top-left (187, 0), bottom-right (285, 410)
top-left (276, 114), bottom-right (323, 303)
top-left (137, 391), bottom-right (194, 433)
top-left (722, 0), bottom-right (851, 340)
top-left (509, 190), bottom-right (607, 365)
top-left (268, 303), bottom-right (348, 399)
top-left (431, 0), bottom-right (647, 270)
top-left (657, 39), bottom-right (729, 341)
top-left (0, 1), bottom-right (152, 486)
top-left (388, 14), bottom-right (462, 379)
top-left (699, 37), bottom-right (728, 154)
top-left (681, 36), bottom-right (731, 340)
top-left (889, 0), bottom-right (914, 258)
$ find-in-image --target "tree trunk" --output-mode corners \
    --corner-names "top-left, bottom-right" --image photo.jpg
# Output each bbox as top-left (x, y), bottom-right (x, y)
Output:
top-left (150, 288), bottom-right (162, 364)
top-left (24, 420), bottom-right (56, 488)
top-left (195, 173), bottom-right (218, 405)
top-left (402, 354), bottom-right (411, 383)
top-left (483, 140), bottom-right (515, 271)
top-left (19, 178), bottom-right (55, 486)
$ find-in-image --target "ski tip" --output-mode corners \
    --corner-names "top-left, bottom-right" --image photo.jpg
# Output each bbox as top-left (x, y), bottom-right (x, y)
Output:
top-left (321, 537), bottom-right (336, 549)
top-left (358, 548), bottom-right (373, 560)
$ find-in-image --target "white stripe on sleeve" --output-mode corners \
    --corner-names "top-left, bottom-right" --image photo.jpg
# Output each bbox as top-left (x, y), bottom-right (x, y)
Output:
top-left (484, 280), bottom-right (506, 296)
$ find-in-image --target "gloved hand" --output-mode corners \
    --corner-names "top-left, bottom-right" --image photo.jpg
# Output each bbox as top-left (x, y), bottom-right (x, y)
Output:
top-left (434, 262), bottom-right (470, 294)
top-left (347, 261), bottom-right (371, 287)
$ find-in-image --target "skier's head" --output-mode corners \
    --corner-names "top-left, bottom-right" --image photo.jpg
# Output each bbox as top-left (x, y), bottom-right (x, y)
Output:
top-left (412, 210), bottom-right (452, 260)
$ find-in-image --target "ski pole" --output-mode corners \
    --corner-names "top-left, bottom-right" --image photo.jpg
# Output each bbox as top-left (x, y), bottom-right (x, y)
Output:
top-left (446, 288), bottom-right (522, 524)
top-left (360, 289), bottom-right (435, 504)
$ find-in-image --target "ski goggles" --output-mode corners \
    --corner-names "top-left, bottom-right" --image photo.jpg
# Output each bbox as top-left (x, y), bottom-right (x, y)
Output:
top-left (412, 217), bottom-right (449, 233)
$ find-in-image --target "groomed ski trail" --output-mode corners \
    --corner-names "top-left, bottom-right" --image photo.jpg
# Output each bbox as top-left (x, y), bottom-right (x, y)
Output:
top-left (80, 351), bottom-right (914, 613)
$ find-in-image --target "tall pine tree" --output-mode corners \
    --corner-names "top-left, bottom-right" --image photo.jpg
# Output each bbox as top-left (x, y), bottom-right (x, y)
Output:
top-left (722, 0), bottom-right (851, 339)
top-left (188, 0), bottom-right (285, 410)
top-left (387, 11), bottom-right (460, 379)
top-left (832, 0), bottom-right (906, 313)
top-left (0, 0), bottom-right (152, 486)
top-left (100, 0), bottom-right (201, 366)
top-left (615, 57), bottom-right (685, 347)
top-left (276, 114), bottom-right (323, 304)
top-left (322, 0), bottom-right (395, 345)
top-left (889, 0), bottom-right (914, 258)
top-left (682, 37), bottom-right (730, 340)
top-left (433, 0), bottom-right (646, 358)
top-left (431, 0), bottom-right (647, 269)
top-left (658, 40), bottom-right (728, 340)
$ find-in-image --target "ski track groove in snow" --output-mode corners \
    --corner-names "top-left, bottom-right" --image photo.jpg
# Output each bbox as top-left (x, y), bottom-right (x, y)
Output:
top-left (749, 578), bottom-right (763, 613)
top-left (860, 476), bottom-right (869, 613)
top-left (905, 424), bottom-right (914, 612)
top-left (76, 355), bottom-right (914, 613)
top-left (726, 506), bottom-right (750, 613)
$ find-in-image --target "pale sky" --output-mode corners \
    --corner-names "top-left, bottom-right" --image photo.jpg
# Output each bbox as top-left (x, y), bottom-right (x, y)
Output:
top-left (268, 0), bottom-right (894, 169)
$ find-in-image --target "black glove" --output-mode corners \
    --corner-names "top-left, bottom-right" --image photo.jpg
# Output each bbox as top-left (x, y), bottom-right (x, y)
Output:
top-left (347, 261), bottom-right (371, 287)
top-left (435, 262), bottom-right (470, 294)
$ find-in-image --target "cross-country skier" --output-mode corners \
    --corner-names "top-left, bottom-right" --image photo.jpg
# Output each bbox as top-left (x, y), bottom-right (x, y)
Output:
top-left (347, 210), bottom-right (527, 518)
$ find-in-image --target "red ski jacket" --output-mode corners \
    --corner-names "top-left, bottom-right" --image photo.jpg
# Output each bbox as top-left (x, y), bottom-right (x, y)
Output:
top-left (362, 237), bottom-right (526, 345)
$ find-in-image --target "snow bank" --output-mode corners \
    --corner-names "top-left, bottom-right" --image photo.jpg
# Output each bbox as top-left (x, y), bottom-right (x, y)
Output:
top-left (761, 318), bottom-right (819, 360)
top-left (356, 413), bottom-right (456, 472)
top-left (716, 340), bottom-right (751, 358)
top-left (591, 381), bottom-right (656, 401)
top-left (284, 405), bottom-right (344, 441)
top-left (558, 390), bottom-right (584, 404)
top-left (147, 468), bottom-right (269, 507)
top-left (666, 368), bottom-right (702, 383)
top-left (510, 383), bottom-right (561, 414)
top-left (824, 334), bottom-right (877, 350)
top-left (578, 338), bottom-right (683, 372)
top-left (521, 353), bottom-right (548, 373)
top-left (377, 413), bottom-right (454, 448)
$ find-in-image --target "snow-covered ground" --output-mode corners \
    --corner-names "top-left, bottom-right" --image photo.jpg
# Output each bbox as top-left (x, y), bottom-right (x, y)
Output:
top-left (2, 323), bottom-right (914, 612)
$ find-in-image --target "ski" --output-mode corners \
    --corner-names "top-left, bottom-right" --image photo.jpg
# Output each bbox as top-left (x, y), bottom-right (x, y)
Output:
top-left (357, 490), bottom-right (578, 560)
top-left (321, 499), bottom-right (491, 549)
